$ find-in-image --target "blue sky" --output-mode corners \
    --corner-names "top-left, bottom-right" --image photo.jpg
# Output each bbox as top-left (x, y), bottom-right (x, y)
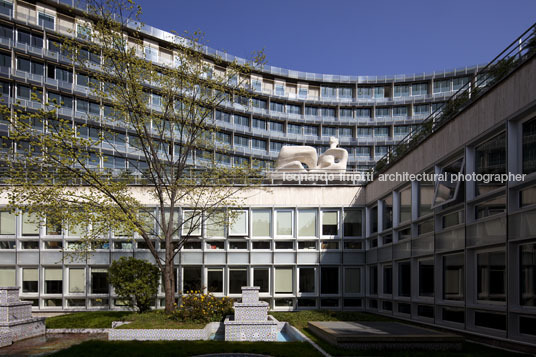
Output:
top-left (134, 0), bottom-right (536, 76)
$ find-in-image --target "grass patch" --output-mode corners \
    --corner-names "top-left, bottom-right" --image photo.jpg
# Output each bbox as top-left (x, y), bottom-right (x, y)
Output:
top-left (46, 311), bottom-right (207, 330)
top-left (118, 311), bottom-right (205, 329)
top-left (50, 340), bottom-right (323, 357)
top-left (271, 310), bottom-right (392, 330)
top-left (46, 311), bottom-right (132, 329)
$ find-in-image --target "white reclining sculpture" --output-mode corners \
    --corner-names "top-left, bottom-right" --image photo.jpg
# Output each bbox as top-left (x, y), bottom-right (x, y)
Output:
top-left (275, 137), bottom-right (348, 172)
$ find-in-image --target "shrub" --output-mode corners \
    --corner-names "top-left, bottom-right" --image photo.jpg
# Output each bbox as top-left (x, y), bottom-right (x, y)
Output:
top-left (170, 291), bottom-right (233, 323)
top-left (108, 257), bottom-right (159, 313)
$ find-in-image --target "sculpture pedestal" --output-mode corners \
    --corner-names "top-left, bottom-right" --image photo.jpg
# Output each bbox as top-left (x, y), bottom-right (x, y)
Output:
top-left (0, 287), bottom-right (45, 347)
top-left (224, 286), bottom-right (278, 341)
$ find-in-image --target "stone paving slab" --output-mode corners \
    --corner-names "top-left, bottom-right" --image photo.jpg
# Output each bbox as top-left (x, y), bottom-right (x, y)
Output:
top-left (308, 321), bottom-right (463, 350)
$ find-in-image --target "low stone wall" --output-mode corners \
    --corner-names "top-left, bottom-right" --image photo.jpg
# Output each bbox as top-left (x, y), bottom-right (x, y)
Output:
top-left (1, 318), bottom-right (45, 342)
top-left (108, 322), bottom-right (221, 341)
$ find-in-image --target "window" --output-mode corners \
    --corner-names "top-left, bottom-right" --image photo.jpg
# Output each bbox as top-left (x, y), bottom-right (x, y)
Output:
top-left (321, 267), bottom-right (339, 294)
top-left (207, 268), bottom-right (223, 293)
top-left (276, 211), bottom-right (293, 236)
top-left (338, 109), bottom-right (352, 119)
top-left (433, 157), bottom-right (465, 207)
top-left (369, 266), bottom-right (378, 295)
top-left (0, 268), bottom-right (15, 287)
top-left (452, 77), bottom-right (469, 91)
top-left (344, 268), bottom-right (361, 294)
top-left (45, 268), bottom-right (63, 294)
top-left (398, 261), bottom-right (411, 297)
top-left (356, 146), bottom-right (370, 158)
top-left (274, 84), bottom-right (285, 96)
top-left (477, 251), bottom-right (505, 302)
top-left (304, 106), bottom-right (319, 116)
top-left (251, 98), bottom-right (266, 109)
top-left (394, 126), bottom-right (411, 137)
top-left (144, 46), bottom-right (158, 62)
top-left (373, 87), bottom-right (385, 98)
top-left (299, 268), bottom-right (315, 293)
top-left (433, 80), bottom-right (451, 93)
top-left (412, 83), bottom-right (428, 96)
top-left (276, 241), bottom-right (293, 250)
top-left (0, 211), bottom-right (15, 235)
top-left (356, 108), bottom-right (371, 118)
top-left (339, 87), bottom-right (353, 99)
top-left (18, 30), bottom-right (42, 48)
top-left (419, 260), bottom-right (434, 297)
top-left (381, 195), bottom-right (393, 230)
top-left (344, 241), bottom-right (362, 250)
top-left (233, 135), bottom-right (249, 149)
top-left (22, 213), bottom-right (39, 236)
top-left (522, 118), bottom-right (536, 174)
top-left (229, 269), bottom-right (247, 294)
top-left (322, 127), bottom-right (336, 137)
top-left (48, 93), bottom-right (73, 109)
top-left (358, 87), bottom-right (372, 99)
top-left (357, 128), bottom-right (372, 138)
top-left (181, 210), bottom-right (201, 237)
top-left (49, 66), bottom-right (73, 83)
top-left (287, 124), bottom-right (301, 135)
top-left (520, 243), bottom-right (536, 306)
top-left (298, 210), bottom-right (316, 237)
top-left (383, 265), bottom-right (392, 294)
top-left (321, 86), bottom-right (336, 98)
top-left (251, 268), bottom-right (269, 293)
top-left (252, 241), bottom-right (270, 250)
top-left (252, 210), bottom-right (271, 237)
top-left (0, 1), bottom-right (12, 16)
top-left (269, 121), bottom-right (283, 133)
top-left (322, 108), bottom-right (336, 118)
top-left (38, 12), bottom-right (55, 30)
top-left (374, 127), bottom-right (389, 138)
top-left (322, 211), bottom-right (338, 236)
top-left (298, 241), bottom-right (316, 250)
top-left (298, 87), bottom-right (308, 98)
top-left (443, 254), bottom-right (464, 301)
top-left (0, 241), bottom-right (15, 249)
top-left (419, 177), bottom-right (434, 217)
top-left (182, 267), bottom-right (201, 293)
top-left (393, 106), bottom-right (407, 117)
top-left (475, 134), bottom-right (506, 195)
top-left (394, 85), bottom-right (409, 97)
top-left (215, 110), bottom-right (230, 123)
top-left (270, 141), bottom-right (283, 153)
top-left (270, 101), bottom-right (284, 113)
top-left (68, 268), bottom-right (85, 294)
top-left (286, 104), bottom-right (301, 115)
top-left (414, 104), bottom-right (430, 115)
top-left (343, 210), bottom-right (362, 237)
top-left (90, 268), bottom-right (107, 294)
top-left (23, 268), bottom-right (38, 293)
top-left (303, 125), bottom-right (317, 136)
top-left (229, 210), bottom-right (247, 236)
top-left (252, 118), bottom-right (266, 130)
top-left (234, 115), bottom-right (249, 128)
top-left (275, 268), bottom-right (293, 294)
top-left (76, 23), bottom-right (91, 40)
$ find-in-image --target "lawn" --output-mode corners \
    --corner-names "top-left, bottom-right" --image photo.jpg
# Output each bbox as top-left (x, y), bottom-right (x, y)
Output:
top-left (50, 340), bottom-right (323, 357)
top-left (271, 310), bottom-right (392, 330)
top-left (46, 311), bottom-right (205, 329)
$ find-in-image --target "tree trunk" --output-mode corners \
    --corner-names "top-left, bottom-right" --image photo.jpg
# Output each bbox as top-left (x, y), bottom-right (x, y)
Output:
top-left (164, 250), bottom-right (176, 314)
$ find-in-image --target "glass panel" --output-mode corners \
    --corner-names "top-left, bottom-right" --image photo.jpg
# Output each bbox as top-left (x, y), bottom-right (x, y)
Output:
top-left (0, 211), bottom-right (15, 235)
top-left (182, 210), bottom-right (201, 236)
top-left (443, 254), bottom-right (464, 301)
top-left (383, 265), bottom-right (392, 294)
top-left (321, 267), bottom-right (339, 294)
top-left (22, 213), bottom-right (40, 236)
top-left (520, 243), bottom-right (536, 306)
top-left (253, 268), bottom-right (269, 293)
top-left (229, 210), bottom-right (247, 236)
top-left (523, 118), bottom-right (536, 174)
top-left (419, 260), bottom-right (434, 297)
top-left (344, 268), bottom-right (360, 294)
top-left (419, 178), bottom-right (434, 217)
top-left (22, 268), bottom-right (38, 293)
top-left (382, 196), bottom-right (392, 230)
top-left (299, 268), bottom-right (315, 293)
top-left (205, 211), bottom-right (225, 237)
top-left (207, 268), bottom-right (223, 293)
top-left (400, 186), bottom-right (412, 223)
top-left (434, 158), bottom-right (464, 206)
top-left (276, 211), bottom-right (292, 236)
top-left (322, 211), bottom-right (338, 235)
top-left (252, 210), bottom-right (271, 237)
top-left (398, 262), bottom-right (411, 297)
top-left (298, 210), bottom-right (316, 237)
top-left (45, 268), bottom-right (63, 294)
top-left (229, 269), bottom-right (247, 294)
top-left (182, 267), bottom-right (201, 293)
top-left (475, 133), bottom-right (506, 195)
top-left (477, 251), bottom-right (505, 302)
top-left (275, 268), bottom-right (293, 293)
top-left (343, 210), bottom-right (362, 237)
top-left (69, 269), bottom-right (85, 293)
top-left (91, 269), bottom-right (108, 294)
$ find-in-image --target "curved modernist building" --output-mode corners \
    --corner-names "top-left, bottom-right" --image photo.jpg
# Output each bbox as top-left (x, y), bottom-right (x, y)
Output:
top-left (0, 0), bottom-right (535, 351)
